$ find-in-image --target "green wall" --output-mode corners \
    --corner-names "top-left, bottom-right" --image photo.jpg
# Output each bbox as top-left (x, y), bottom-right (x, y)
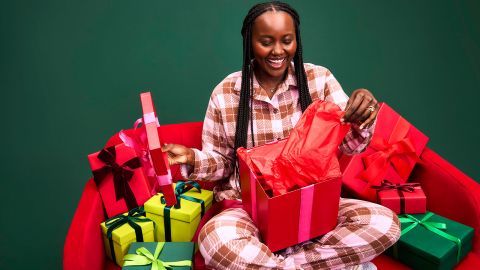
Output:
top-left (1, 1), bottom-right (478, 269)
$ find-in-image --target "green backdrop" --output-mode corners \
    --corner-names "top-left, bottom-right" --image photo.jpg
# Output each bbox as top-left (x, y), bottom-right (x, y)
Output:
top-left (0, 0), bottom-right (478, 269)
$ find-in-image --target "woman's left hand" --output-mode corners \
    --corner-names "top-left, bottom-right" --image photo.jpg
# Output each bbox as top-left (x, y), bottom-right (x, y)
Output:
top-left (341, 88), bottom-right (379, 129)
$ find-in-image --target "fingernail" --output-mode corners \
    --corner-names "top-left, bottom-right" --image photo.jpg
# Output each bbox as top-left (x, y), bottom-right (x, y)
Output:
top-left (359, 124), bottom-right (364, 129)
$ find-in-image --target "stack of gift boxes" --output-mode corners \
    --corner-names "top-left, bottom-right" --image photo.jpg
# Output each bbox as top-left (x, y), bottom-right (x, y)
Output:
top-left (339, 103), bottom-right (474, 269)
top-left (87, 91), bottom-right (474, 269)
top-left (88, 92), bottom-right (213, 269)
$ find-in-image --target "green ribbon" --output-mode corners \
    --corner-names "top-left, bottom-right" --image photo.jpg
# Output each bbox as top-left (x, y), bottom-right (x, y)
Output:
top-left (160, 181), bottom-right (206, 241)
top-left (398, 212), bottom-right (463, 263)
top-left (123, 242), bottom-right (192, 270)
top-left (105, 206), bottom-right (153, 263)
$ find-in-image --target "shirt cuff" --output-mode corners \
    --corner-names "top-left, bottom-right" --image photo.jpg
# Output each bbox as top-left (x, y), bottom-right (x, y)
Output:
top-left (179, 148), bottom-right (202, 180)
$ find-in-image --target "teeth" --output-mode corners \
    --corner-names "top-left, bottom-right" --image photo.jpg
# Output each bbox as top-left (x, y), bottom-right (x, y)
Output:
top-left (269, 59), bottom-right (284, 63)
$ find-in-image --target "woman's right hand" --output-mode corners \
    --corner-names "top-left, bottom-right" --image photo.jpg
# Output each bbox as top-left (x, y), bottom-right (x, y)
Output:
top-left (161, 143), bottom-right (195, 166)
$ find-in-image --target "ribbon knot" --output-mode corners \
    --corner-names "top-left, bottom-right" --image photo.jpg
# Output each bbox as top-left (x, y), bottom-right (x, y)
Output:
top-left (358, 117), bottom-right (419, 186)
top-left (93, 146), bottom-right (141, 210)
top-left (371, 180), bottom-right (420, 193)
top-left (399, 212), bottom-right (463, 263)
top-left (123, 242), bottom-right (192, 270)
top-left (104, 206), bottom-right (153, 264)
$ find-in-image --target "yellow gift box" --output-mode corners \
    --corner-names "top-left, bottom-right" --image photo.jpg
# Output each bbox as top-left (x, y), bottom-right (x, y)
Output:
top-left (145, 181), bottom-right (213, 242)
top-left (100, 207), bottom-right (155, 266)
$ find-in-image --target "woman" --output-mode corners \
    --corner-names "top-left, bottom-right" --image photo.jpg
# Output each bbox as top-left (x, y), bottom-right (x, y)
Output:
top-left (162, 2), bottom-right (400, 269)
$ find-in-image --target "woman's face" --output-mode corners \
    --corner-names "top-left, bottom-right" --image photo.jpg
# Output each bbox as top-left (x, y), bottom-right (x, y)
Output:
top-left (251, 11), bottom-right (297, 82)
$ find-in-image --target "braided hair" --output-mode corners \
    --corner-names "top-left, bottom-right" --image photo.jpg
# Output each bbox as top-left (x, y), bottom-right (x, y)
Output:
top-left (234, 1), bottom-right (312, 154)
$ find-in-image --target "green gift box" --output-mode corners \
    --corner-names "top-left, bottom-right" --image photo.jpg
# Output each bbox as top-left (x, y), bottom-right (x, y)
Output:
top-left (122, 242), bottom-right (194, 270)
top-left (387, 211), bottom-right (474, 270)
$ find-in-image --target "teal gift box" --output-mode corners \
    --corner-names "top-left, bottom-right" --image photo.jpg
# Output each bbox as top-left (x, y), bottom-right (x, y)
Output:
top-left (122, 242), bottom-right (194, 270)
top-left (387, 212), bottom-right (474, 270)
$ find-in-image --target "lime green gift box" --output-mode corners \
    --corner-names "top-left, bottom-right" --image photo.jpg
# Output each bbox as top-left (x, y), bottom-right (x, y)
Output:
top-left (145, 181), bottom-right (213, 242)
top-left (122, 242), bottom-right (194, 270)
top-left (387, 211), bottom-right (474, 270)
top-left (101, 207), bottom-right (155, 266)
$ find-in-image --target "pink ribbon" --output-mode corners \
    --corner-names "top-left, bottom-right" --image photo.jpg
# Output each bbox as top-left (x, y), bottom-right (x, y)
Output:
top-left (143, 112), bottom-right (158, 125)
top-left (119, 118), bottom-right (159, 195)
top-left (298, 185), bottom-right (314, 242)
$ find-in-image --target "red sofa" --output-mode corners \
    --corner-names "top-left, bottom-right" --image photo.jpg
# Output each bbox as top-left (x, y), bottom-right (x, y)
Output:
top-left (64, 121), bottom-right (480, 270)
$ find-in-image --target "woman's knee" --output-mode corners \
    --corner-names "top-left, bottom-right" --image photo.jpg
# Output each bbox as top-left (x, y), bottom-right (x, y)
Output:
top-left (198, 208), bottom-right (258, 253)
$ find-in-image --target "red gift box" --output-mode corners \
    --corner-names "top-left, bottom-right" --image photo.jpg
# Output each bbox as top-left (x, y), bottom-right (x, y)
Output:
top-left (238, 142), bottom-right (341, 252)
top-left (372, 180), bottom-right (427, 214)
top-left (140, 92), bottom-right (177, 206)
top-left (88, 144), bottom-right (151, 217)
top-left (339, 103), bottom-right (429, 202)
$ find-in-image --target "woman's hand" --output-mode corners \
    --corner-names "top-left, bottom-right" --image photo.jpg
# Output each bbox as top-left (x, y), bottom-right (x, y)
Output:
top-left (161, 143), bottom-right (195, 166)
top-left (341, 88), bottom-right (379, 129)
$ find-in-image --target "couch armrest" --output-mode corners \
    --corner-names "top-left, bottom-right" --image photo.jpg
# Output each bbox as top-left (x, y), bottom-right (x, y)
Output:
top-left (63, 179), bottom-right (106, 270)
top-left (410, 147), bottom-right (480, 254)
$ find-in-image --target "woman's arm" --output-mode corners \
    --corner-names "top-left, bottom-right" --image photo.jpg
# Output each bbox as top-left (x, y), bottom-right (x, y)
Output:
top-left (162, 92), bottom-right (235, 181)
top-left (322, 68), bottom-right (379, 154)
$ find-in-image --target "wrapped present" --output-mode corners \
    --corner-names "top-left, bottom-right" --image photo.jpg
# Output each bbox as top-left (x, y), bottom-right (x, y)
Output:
top-left (238, 143), bottom-right (342, 252)
top-left (123, 242), bottom-right (193, 270)
top-left (145, 181), bottom-right (213, 242)
top-left (88, 144), bottom-right (151, 217)
top-left (339, 103), bottom-right (429, 201)
top-left (371, 180), bottom-right (426, 214)
top-left (387, 212), bottom-right (474, 270)
top-left (101, 207), bottom-right (155, 266)
top-left (140, 91), bottom-right (177, 206)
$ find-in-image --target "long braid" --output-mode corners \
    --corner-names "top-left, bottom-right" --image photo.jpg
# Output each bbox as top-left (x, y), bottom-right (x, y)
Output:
top-left (234, 1), bottom-right (312, 155)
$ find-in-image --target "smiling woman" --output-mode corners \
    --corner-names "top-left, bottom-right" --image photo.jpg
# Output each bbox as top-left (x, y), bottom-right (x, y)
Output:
top-left (159, 1), bottom-right (400, 269)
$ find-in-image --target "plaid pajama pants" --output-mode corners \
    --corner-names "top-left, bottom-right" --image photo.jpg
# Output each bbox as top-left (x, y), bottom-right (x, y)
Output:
top-left (198, 198), bottom-right (400, 270)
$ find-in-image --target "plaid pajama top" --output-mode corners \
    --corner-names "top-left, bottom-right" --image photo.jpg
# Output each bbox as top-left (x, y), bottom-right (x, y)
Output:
top-left (181, 63), bottom-right (374, 201)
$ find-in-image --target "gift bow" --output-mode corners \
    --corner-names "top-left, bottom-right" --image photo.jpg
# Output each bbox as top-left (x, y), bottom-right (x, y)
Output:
top-left (105, 207), bottom-right (152, 263)
top-left (123, 242), bottom-right (192, 270)
top-left (161, 181), bottom-right (205, 242)
top-left (93, 146), bottom-right (141, 209)
top-left (399, 212), bottom-right (463, 263)
top-left (371, 180), bottom-right (420, 193)
top-left (358, 117), bottom-right (419, 185)
top-left (120, 118), bottom-right (159, 195)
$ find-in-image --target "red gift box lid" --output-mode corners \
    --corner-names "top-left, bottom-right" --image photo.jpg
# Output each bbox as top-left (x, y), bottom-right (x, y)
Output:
top-left (140, 92), bottom-right (176, 206)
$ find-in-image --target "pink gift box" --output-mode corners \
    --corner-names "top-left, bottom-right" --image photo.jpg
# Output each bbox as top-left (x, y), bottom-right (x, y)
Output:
top-left (140, 92), bottom-right (177, 206)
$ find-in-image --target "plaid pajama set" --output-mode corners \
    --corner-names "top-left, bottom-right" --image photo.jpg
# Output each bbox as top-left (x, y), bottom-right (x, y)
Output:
top-left (181, 63), bottom-right (400, 269)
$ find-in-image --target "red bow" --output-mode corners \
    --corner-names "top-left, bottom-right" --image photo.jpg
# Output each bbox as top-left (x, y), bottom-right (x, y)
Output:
top-left (93, 146), bottom-right (141, 210)
top-left (371, 180), bottom-right (420, 193)
top-left (358, 117), bottom-right (419, 185)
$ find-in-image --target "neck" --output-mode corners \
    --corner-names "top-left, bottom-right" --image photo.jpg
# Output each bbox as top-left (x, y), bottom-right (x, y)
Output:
top-left (254, 67), bottom-right (288, 91)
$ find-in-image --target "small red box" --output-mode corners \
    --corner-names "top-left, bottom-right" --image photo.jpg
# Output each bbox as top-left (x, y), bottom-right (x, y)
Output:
top-left (374, 183), bottom-right (427, 214)
top-left (339, 103), bottom-right (429, 202)
top-left (88, 143), bottom-right (151, 218)
top-left (238, 142), bottom-right (341, 252)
